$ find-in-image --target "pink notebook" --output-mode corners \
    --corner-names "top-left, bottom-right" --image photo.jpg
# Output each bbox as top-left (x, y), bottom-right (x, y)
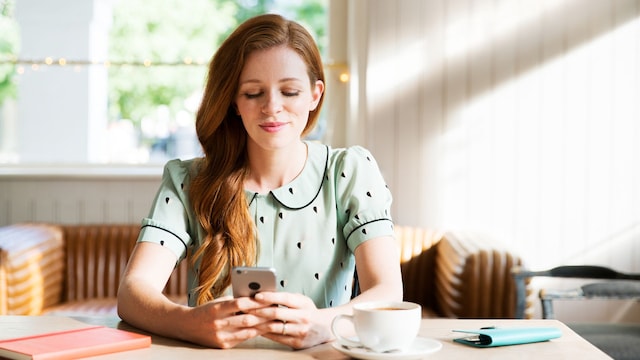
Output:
top-left (0, 325), bottom-right (151, 360)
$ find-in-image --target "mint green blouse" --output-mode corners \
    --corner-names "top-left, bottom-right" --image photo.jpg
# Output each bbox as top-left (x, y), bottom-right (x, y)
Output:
top-left (137, 141), bottom-right (394, 308)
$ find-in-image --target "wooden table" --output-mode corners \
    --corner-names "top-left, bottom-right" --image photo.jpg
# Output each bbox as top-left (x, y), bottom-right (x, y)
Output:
top-left (0, 315), bottom-right (611, 359)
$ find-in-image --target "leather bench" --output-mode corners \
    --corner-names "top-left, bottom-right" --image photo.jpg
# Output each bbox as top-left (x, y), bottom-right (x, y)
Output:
top-left (0, 223), bottom-right (530, 318)
top-left (0, 223), bottom-right (187, 316)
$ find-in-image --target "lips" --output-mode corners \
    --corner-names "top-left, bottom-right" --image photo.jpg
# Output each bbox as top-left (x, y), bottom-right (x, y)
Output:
top-left (260, 122), bottom-right (288, 133)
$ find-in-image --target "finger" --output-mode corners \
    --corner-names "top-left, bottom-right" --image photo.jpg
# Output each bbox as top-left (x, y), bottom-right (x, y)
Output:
top-left (212, 295), bottom-right (234, 303)
top-left (255, 319), bottom-right (296, 336)
top-left (248, 303), bottom-right (294, 324)
top-left (223, 296), bottom-right (273, 315)
top-left (254, 291), bottom-right (308, 308)
top-left (229, 312), bottom-right (274, 328)
top-left (213, 327), bottom-right (264, 349)
top-left (261, 327), bottom-right (306, 350)
top-left (204, 301), bottom-right (268, 325)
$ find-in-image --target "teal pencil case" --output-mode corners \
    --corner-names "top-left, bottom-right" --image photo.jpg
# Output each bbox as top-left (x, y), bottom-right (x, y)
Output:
top-left (453, 327), bottom-right (562, 348)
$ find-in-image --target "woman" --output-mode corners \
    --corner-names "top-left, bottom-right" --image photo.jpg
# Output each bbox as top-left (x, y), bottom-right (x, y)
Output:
top-left (117, 13), bottom-right (402, 350)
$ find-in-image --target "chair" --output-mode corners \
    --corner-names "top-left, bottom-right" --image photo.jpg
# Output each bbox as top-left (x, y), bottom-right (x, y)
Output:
top-left (352, 226), bottom-right (529, 318)
top-left (513, 265), bottom-right (640, 360)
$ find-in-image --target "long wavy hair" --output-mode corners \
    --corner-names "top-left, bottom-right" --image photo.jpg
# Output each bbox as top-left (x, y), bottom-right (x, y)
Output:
top-left (189, 14), bottom-right (325, 305)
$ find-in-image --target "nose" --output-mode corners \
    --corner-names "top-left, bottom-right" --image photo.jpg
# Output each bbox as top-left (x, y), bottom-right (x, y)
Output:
top-left (261, 91), bottom-right (283, 115)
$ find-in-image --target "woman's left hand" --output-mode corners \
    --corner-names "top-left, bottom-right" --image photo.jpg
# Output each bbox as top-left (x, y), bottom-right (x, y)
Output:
top-left (248, 291), bottom-right (332, 349)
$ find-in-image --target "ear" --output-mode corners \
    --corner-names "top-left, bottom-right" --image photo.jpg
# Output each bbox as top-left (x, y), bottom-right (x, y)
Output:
top-left (309, 80), bottom-right (324, 111)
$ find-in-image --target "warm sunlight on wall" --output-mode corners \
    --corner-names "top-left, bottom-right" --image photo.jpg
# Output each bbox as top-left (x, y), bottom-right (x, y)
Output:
top-left (361, 0), bottom-right (639, 273)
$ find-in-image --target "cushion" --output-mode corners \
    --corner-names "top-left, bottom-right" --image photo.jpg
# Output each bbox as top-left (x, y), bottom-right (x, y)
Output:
top-left (0, 224), bottom-right (64, 315)
top-left (582, 281), bottom-right (640, 298)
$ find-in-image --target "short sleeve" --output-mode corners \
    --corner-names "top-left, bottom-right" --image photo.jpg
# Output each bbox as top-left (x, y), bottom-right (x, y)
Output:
top-left (137, 159), bottom-right (195, 262)
top-left (333, 146), bottom-right (394, 251)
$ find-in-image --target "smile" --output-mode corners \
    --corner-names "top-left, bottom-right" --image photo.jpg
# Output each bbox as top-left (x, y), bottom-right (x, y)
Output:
top-left (260, 122), bottom-right (288, 133)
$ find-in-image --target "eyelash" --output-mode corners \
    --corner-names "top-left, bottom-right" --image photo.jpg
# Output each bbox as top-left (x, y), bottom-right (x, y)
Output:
top-left (244, 91), bottom-right (300, 99)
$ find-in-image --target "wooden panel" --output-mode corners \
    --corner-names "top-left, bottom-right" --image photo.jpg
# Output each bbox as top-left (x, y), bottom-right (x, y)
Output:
top-left (420, 0), bottom-right (446, 227)
top-left (360, 0), bottom-right (640, 282)
top-left (0, 177), bottom-right (160, 226)
top-left (365, 0), bottom-right (398, 193)
top-left (538, 0), bottom-right (569, 266)
top-left (395, 0), bottom-right (426, 225)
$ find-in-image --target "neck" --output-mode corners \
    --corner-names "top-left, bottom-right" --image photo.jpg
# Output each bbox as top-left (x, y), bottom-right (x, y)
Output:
top-left (245, 141), bottom-right (308, 194)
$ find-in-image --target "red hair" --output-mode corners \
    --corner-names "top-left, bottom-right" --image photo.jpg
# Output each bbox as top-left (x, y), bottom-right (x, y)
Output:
top-left (189, 14), bottom-right (325, 304)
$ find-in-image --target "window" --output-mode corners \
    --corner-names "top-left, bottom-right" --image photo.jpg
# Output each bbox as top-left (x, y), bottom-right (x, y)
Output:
top-left (0, 0), bottom-right (328, 165)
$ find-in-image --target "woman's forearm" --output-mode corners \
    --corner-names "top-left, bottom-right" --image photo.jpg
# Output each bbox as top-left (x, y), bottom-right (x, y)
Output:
top-left (117, 277), bottom-right (194, 342)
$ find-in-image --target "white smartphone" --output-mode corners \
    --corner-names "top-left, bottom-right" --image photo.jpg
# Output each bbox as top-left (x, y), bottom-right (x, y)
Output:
top-left (231, 266), bottom-right (277, 298)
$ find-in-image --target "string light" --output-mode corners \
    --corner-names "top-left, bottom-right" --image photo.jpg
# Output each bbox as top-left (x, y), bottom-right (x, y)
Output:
top-left (1, 57), bottom-right (347, 68)
top-left (0, 58), bottom-right (208, 67)
top-left (0, 57), bottom-right (350, 82)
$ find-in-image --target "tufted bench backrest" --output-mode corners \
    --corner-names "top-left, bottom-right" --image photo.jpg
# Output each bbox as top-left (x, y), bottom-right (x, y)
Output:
top-left (0, 224), bottom-right (65, 315)
top-left (436, 231), bottom-right (524, 318)
top-left (0, 223), bottom-right (188, 315)
top-left (394, 226), bottom-right (443, 313)
top-left (394, 226), bottom-right (527, 319)
top-left (60, 224), bottom-right (188, 302)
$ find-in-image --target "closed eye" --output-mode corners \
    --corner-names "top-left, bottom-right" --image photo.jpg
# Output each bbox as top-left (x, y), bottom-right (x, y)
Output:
top-left (244, 92), bottom-right (263, 99)
top-left (241, 90), bottom-right (301, 99)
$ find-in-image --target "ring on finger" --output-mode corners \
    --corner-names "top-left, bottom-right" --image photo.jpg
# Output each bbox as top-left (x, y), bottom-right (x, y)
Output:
top-left (281, 321), bottom-right (287, 336)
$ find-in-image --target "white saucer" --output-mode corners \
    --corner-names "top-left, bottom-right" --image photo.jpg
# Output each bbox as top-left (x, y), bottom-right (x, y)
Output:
top-left (331, 337), bottom-right (443, 360)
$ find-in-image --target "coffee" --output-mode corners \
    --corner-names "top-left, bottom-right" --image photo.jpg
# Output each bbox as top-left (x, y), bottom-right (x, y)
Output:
top-left (372, 307), bottom-right (404, 311)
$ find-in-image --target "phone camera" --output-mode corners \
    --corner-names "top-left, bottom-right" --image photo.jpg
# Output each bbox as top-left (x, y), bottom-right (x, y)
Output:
top-left (248, 282), bottom-right (261, 291)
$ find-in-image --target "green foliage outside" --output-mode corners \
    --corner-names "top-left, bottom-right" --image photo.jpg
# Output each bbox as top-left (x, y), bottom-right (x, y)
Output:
top-left (0, 0), bottom-right (326, 159)
top-left (0, 0), bottom-right (18, 106)
top-left (108, 0), bottom-right (327, 146)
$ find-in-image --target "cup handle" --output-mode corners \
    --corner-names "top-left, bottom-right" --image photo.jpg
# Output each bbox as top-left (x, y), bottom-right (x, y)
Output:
top-left (331, 314), bottom-right (362, 348)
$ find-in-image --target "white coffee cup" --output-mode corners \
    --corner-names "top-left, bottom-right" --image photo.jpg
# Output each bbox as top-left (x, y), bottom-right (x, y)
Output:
top-left (331, 301), bottom-right (421, 353)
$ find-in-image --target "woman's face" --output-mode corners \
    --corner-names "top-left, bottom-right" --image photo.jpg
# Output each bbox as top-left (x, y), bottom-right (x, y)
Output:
top-left (235, 45), bottom-right (324, 153)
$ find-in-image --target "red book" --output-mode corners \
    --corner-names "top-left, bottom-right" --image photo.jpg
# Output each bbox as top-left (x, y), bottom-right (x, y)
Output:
top-left (0, 325), bottom-right (151, 360)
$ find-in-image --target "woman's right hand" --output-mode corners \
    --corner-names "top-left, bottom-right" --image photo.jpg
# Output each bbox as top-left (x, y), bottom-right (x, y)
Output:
top-left (118, 242), bottom-right (273, 349)
top-left (186, 296), bottom-right (275, 349)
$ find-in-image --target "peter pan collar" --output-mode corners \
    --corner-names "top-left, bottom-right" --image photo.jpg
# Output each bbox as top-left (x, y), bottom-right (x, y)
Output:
top-left (246, 141), bottom-right (328, 209)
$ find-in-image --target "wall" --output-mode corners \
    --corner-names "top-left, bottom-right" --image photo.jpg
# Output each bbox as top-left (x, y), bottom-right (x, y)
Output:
top-left (0, 167), bottom-right (160, 225)
top-left (354, 0), bottom-right (640, 321)
top-left (357, 0), bottom-right (640, 269)
top-left (1, 0), bottom-right (638, 322)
